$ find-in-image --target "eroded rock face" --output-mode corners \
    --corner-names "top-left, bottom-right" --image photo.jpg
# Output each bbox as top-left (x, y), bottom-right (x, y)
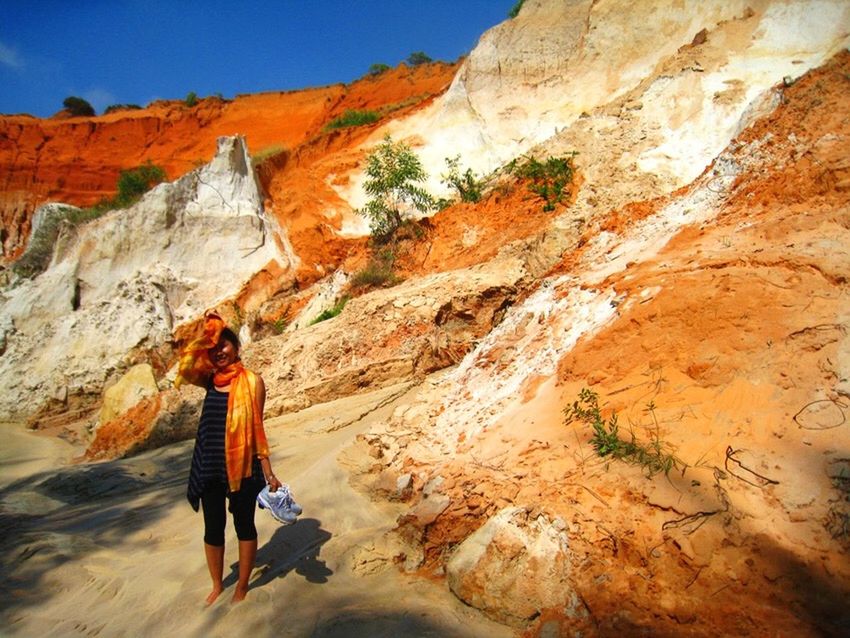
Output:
top-left (250, 256), bottom-right (527, 417)
top-left (446, 507), bottom-right (582, 627)
top-left (0, 136), bottom-right (291, 420)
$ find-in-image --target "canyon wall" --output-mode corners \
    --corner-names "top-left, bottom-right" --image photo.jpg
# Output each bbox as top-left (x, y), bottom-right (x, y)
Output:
top-left (1, 1), bottom-right (849, 635)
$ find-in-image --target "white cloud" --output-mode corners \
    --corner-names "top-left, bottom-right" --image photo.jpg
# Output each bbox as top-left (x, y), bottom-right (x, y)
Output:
top-left (0, 40), bottom-right (24, 69)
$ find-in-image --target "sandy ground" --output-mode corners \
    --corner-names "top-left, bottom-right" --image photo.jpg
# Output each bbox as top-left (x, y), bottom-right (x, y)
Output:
top-left (0, 381), bottom-right (514, 638)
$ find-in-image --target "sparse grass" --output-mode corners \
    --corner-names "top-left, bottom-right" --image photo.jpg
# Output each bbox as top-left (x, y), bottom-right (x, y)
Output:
top-left (564, 388), bottom-right (684, 477)
top-left (324, 109), bottom-right (381, 131)
top-left (272, 316), bottom-right (288, 334)
top-left (251, 144), bottom-right (287, 168)
top-left (351, 248), bottom-right (402, 289)
top-left (380, 94), bottom-right (429, 114)
top-left (310, 296), bottom-right (350, 325)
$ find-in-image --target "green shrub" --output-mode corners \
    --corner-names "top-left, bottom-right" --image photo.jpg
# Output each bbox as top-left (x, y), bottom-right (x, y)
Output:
top-left (115, 162), bottom-right (167, 207)
top-left (564, 388), bottom-right (684, 477)
top-left (441, 155), bottom-right (484, 203)
top-left (367, 63), bottom-right (391, 77)
top-left (406, 51), bottom-right (432, 66)
top-left (104, 103), bottom-right (142, 114)
top-left (435, 196), bottom-right (453, 211)
top-left (310, 296), bottom-right (349, 325)
top-left (63, 96), bottom-right (95, 117)
top-left (184, 91), bottom-right (198, 107)
top-left (359, 135), bottom-right (435, 242)
top-left (324, 109), bottom-right (381, 131)
top-left (508, 0), bottom-right (526, 18)
top-left (507, 153), bottom-right (576, 212)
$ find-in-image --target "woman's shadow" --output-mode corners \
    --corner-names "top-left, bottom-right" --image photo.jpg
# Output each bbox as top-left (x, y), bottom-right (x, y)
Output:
top-left (224, 518), bottom-right (333, 591)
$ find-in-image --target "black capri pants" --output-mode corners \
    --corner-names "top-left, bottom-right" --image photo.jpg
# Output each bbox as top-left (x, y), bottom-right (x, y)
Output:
top-left (200, 477), bottom-right (264, 546)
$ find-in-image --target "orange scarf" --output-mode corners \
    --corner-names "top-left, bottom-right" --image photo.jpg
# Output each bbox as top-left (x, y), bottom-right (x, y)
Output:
top-left (176, 313), bottom-right (269, 492)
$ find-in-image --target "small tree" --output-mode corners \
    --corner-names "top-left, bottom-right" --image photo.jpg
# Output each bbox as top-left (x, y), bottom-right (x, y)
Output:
top-left (184, 91), bottom-right (198, 107)
top-left (406, 51), bottom-right (432, 66)
top-left (359, 135), bottom-right (434, 241)
top-left (63, 96), bottom-right (95, 117)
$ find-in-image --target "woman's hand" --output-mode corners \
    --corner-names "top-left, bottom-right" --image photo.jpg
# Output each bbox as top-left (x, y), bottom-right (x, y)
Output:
top-left (259, 456), bottom-right (282, 492)
top-left (266, 474), bottom-right (282, 492)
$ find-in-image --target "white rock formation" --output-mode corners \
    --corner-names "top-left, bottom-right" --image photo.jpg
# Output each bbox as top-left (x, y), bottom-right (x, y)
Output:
top-left (337, 0), bottom-right (850, 216)
top-left (0, 136), bottom-right (293, 419)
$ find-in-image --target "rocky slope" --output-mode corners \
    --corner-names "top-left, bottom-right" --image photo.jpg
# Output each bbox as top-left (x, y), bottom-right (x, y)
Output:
top-left (352, 51), bottom-right (850, 636)
top-left (2, 0), bottom-right (849, 636)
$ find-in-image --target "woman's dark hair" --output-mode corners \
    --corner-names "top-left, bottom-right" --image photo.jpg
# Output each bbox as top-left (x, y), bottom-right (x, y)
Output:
top-left (219, 327), bottom-right (240, 351)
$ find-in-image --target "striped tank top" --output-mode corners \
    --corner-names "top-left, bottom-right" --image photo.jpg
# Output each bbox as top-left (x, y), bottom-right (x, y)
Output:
top-left (187, 386), bottom-right (229, 510)
top-left (187, 385), bottom-right (265, 510)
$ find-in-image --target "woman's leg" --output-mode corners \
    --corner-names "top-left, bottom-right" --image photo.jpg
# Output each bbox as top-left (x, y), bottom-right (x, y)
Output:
top-left (200, 483), bottom-right (227, 604)
top-left (229, 480), bottom-right (261, 602)
top-left (233, 539), bottom-right (257, 602)
top-left (203, 543), bottom-right (225, 605)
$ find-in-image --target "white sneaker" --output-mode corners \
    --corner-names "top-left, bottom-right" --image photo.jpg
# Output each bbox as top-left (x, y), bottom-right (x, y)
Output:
top-left (257, 484), bottom-right (300, 525)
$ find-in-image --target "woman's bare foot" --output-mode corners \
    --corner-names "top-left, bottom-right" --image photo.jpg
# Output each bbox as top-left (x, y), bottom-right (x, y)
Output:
top-left (231, 586), bottom-right (248, 603)
top-left (205, 586), bottom-right (224, 606)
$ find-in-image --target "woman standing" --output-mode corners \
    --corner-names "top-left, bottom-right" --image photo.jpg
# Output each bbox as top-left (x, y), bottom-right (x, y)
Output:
top-left (176, 312), bottom-right (281, 604)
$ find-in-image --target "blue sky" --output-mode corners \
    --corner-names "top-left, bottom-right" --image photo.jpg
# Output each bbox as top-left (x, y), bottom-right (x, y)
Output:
top-left (0, 1), bottom-right (517, 117)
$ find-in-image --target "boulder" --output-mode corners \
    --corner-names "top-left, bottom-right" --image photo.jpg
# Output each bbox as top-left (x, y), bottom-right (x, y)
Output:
top-left (446, 506), bottom-right (581, 626)
top-left (99, 363), bottom-right (159, 424)
top-left (86, 386), bottom-right (203, 460)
